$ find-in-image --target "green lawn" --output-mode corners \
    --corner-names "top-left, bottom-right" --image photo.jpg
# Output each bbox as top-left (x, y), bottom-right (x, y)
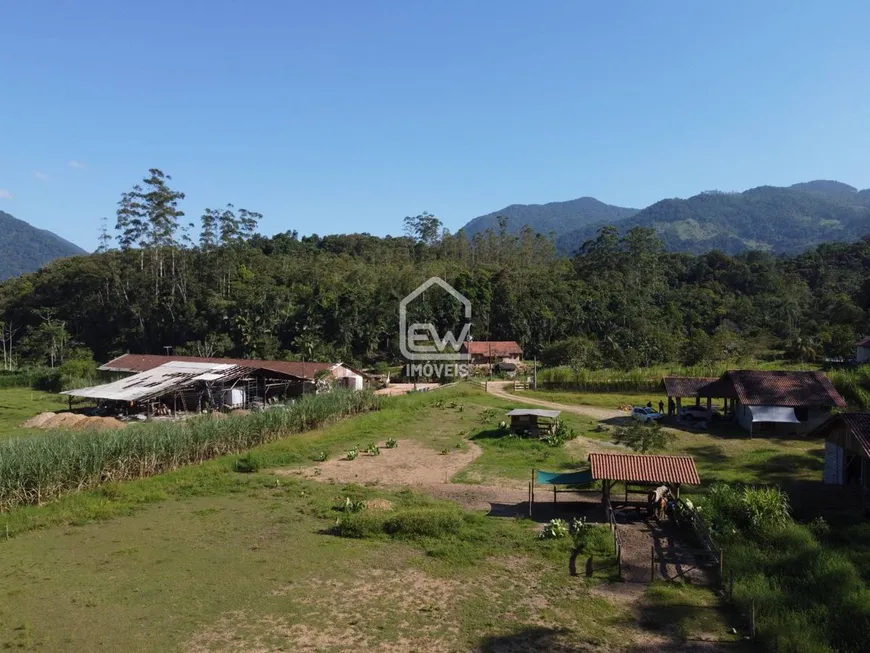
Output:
top-left (511, 387), bottom-right (666, 410)
top-left (0, 387), bottom-right (73, 441)
top-left (1, 384), bottom-right (790, 651)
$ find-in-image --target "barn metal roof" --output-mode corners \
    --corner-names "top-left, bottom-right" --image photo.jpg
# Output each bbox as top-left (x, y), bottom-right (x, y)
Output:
top-left (506, 409), bottom-right (562, 419)
top-left (99, 354), bottom-right (340, 381)
top-left (62, 361), bottom-right (254, 402)
top-left (588, 453), bottom-right (701, 485)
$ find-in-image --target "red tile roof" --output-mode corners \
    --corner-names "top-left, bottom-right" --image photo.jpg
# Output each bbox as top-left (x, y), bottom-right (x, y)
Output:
top-left (589, 453), bottom-right (701, 485)
top-left (100, 354), bottom-right (336, 381)
top-left (726, 370), bottom-right (846, 408)
top-left (662, 377), bottom-right (719, 397)
top-left (462, 341), bottom-right (522, 357)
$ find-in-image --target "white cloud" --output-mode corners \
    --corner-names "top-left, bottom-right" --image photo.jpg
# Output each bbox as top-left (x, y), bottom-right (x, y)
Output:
top-left (34, 170), bottom-right (49, 181)
top-left (68, 160), bottom-right (87, 169)
top-left (0, 189), bottom-right (12, 199)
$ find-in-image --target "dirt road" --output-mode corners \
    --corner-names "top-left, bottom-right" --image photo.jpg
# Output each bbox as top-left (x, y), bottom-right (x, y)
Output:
top-left (485, 381), bottom-right (627, 422)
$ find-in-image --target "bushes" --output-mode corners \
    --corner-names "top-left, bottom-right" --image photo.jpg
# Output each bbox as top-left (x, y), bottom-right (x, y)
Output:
top-left (611, 421), bottom-right (675, 453)
top-left (699, 483), bottom-right (790, 538)
top-left (337, 507), bottom-right (464, 540)
top-left (0, 389), bottom-right (379, 510)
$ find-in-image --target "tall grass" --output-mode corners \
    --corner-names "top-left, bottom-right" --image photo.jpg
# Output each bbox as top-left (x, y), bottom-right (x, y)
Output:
top-left (0, 390), bottom-right (379, 510)
top-left (828, 367), bottom-right (870, 410)
top-left (700, 483), bottom-right (870, 652)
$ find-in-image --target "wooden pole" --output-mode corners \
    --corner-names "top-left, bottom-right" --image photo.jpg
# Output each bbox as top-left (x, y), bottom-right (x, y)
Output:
top-left (530, 469), bottom-right (535, 516)
top-left (528, 482), bottom-right (532, 517)
top-left (553, 483), bottom-right (557, 505)
top-left (750, 600), bottom-right (756, 638)
top-left (650, 545), bottom-right (656, 582)
top-left (729, 568), bottom-right (734, 602)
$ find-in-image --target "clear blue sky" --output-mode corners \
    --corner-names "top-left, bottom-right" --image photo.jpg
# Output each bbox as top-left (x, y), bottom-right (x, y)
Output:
top-left (1, 0), bottom-right (869, 251)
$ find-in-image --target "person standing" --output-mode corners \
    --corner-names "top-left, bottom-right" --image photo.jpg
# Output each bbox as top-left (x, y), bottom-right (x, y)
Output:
top-left (658, 399), bottom-right (665, 414)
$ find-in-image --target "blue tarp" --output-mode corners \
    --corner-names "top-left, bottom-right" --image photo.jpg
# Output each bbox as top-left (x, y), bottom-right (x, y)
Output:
top-left (536, 470), bottom-right (594, 486)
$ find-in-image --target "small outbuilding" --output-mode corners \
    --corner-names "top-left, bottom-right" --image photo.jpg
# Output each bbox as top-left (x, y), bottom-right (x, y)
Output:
top-left (462, 341), bottom-right (523, 364)
top-left (588, 452), bottom-right (701, 502)
top-left (506, 408), bottom-right (560, 437)
top-left (814, 413), bottom-right (870, 489)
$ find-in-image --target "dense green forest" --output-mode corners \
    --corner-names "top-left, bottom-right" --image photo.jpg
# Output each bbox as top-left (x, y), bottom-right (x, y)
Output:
top-left (1, 169), bottom-right (870, 372)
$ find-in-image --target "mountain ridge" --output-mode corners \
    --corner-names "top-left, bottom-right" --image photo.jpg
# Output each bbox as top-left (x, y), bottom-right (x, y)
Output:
top-left (0, 210), bottom-right (87, 280)
top-left (460, 180), bottom-right (870, 255)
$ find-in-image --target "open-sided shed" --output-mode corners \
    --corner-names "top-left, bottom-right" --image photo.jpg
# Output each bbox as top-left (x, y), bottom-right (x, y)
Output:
top-left (506, 408), bottom-right (561, 437)
top-left (588, 452), bottom-right (701, 501)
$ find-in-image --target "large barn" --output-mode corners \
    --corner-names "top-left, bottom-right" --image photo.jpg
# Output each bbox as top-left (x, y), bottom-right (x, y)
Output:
top-left (663, 370), bottom-right (846, 435)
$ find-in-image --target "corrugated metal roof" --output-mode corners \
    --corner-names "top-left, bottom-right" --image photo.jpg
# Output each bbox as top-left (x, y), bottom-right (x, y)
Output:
top-left (727, 370), bottom-right (846, 408)
top-left (100, 354), bottom-right (338, 381)
top-left (856, 337), bottom-right (870, 348)
top-left (62, 361), bottom-right (253, 402)
top-left (589, 453), bottom-right (701, 485)
top-left (506, 409), bottom-right (561, 418)
top-left (662, 377), bottom-right (719, 397)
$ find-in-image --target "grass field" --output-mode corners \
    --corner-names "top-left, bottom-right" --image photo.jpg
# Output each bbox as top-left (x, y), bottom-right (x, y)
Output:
top-left (0, 388), bottom-right (74, 441)
top-left (0, 382), bottom-right (820, 651)
top-left (510, 388), bottom-right (666, 410)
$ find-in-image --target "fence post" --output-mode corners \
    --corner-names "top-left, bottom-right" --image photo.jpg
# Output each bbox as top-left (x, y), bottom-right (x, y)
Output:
top-left (617, 542), bottom-right (622, 580)
top-left (719, 547), bottom-right (724, 584)
top-left (729, 569), bottom-right (734, 603)
top-left (650, 546), bottom-right (655, 582)
top-left (750, 599), bottom-right (756, 638)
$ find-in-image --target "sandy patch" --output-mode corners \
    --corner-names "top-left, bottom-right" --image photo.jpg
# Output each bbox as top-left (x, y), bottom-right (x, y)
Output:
top-left (23, 411), bottom-right (126, 431)
top-left (289, 439), bottom-right (483, 486)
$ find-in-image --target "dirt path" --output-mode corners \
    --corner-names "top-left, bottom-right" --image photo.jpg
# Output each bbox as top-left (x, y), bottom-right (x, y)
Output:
top-left (486, 381), bottom-right (627, 422)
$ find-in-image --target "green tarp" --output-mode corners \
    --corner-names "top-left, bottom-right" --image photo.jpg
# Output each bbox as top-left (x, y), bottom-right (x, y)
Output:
top-left (536, 470), bottom-right (593, 486)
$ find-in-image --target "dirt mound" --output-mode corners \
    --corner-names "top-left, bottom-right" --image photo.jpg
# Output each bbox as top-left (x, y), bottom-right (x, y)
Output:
top-left (22, 412), bottom-right (57, 428)
top-left (22, 411), bottom-right (126, 431)
top-left (364, 499), bottom-right (393, 512)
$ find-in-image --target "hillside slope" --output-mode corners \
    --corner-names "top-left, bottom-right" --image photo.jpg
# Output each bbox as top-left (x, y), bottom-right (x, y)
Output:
top-left (0, 211), bottom-right (87, 280)
top-left (460, 197), bottom-right (638, 238)
top-left (556, 183), bottom-right (870, 255)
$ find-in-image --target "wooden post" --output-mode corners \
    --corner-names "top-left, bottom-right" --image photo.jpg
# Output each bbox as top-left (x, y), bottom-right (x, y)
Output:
top-left (530, 469), bottom-right (535, 516)
top-left (719, 548), bottom-right (725, 583)
top-left (528, 482), bottom-right (532, 518)
top-left (729, 569), bottom-right (734, 602)
top-left (650, 546), bottom-right (656, 582)
top-left (553, 483), bottom-right (557, 505)
top-left (750, 600), bottom-right (756, 638)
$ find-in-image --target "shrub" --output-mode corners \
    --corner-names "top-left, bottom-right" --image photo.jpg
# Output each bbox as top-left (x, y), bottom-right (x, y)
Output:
top-left (346, 447), bottom-right (359, 461)
top-left (385, 438), bottom-right (398, 449)
top-left (336, 511), bottom-right (386, 539)
top-left (611, 421), bottom-right (675, 453)
top-left (233, 454), bottom-right (260, 473)
top-left (539, 518), bottom-right (570, 540)
top-left (343, 497), bottom-right (366, 513)
top-left (314, 451), bottom-right (328, 462)
top-left (364, 443), bottom-right (380, 456)
top-left (384, 508), bottom-right (464, 538)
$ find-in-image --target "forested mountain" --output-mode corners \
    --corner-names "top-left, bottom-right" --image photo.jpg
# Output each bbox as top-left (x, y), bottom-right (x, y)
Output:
top-left (1, 169), bottom-right (869, 374)
top-left (462, 181), bottom-right (870, 256)
top-left (0, 211), bottom-right (87, 280)
top-left (461, 197), bottom-right (638, 238)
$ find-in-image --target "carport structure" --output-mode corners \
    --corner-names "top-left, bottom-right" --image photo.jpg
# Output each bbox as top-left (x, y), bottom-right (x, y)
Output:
top-left (588, 452), bottom-right (701, 503)
top-left (661, 376), bottom-right (725, 417)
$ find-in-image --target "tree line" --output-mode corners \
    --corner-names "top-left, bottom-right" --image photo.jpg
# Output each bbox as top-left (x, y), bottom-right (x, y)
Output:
top-left (2, 168), bottom-right (870, 372)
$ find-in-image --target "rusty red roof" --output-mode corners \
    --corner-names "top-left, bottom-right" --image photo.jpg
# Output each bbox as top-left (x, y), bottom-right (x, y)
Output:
top-left (589, 453), bottom-right (701, 485)
top-left (725, 370), bottom-right (846, 408)
top-left (662, 377), bottom-right (719, 397)
top-left (462, 341), bottom-right (523, 357)
top-left (100, 354), bottom-right (337, 381)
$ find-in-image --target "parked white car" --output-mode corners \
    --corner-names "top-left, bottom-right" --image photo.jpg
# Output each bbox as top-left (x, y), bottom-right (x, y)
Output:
top-left (632, 407), bottom-right (663, 423)
top-left (679, 405), bottom-right (717, 421)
